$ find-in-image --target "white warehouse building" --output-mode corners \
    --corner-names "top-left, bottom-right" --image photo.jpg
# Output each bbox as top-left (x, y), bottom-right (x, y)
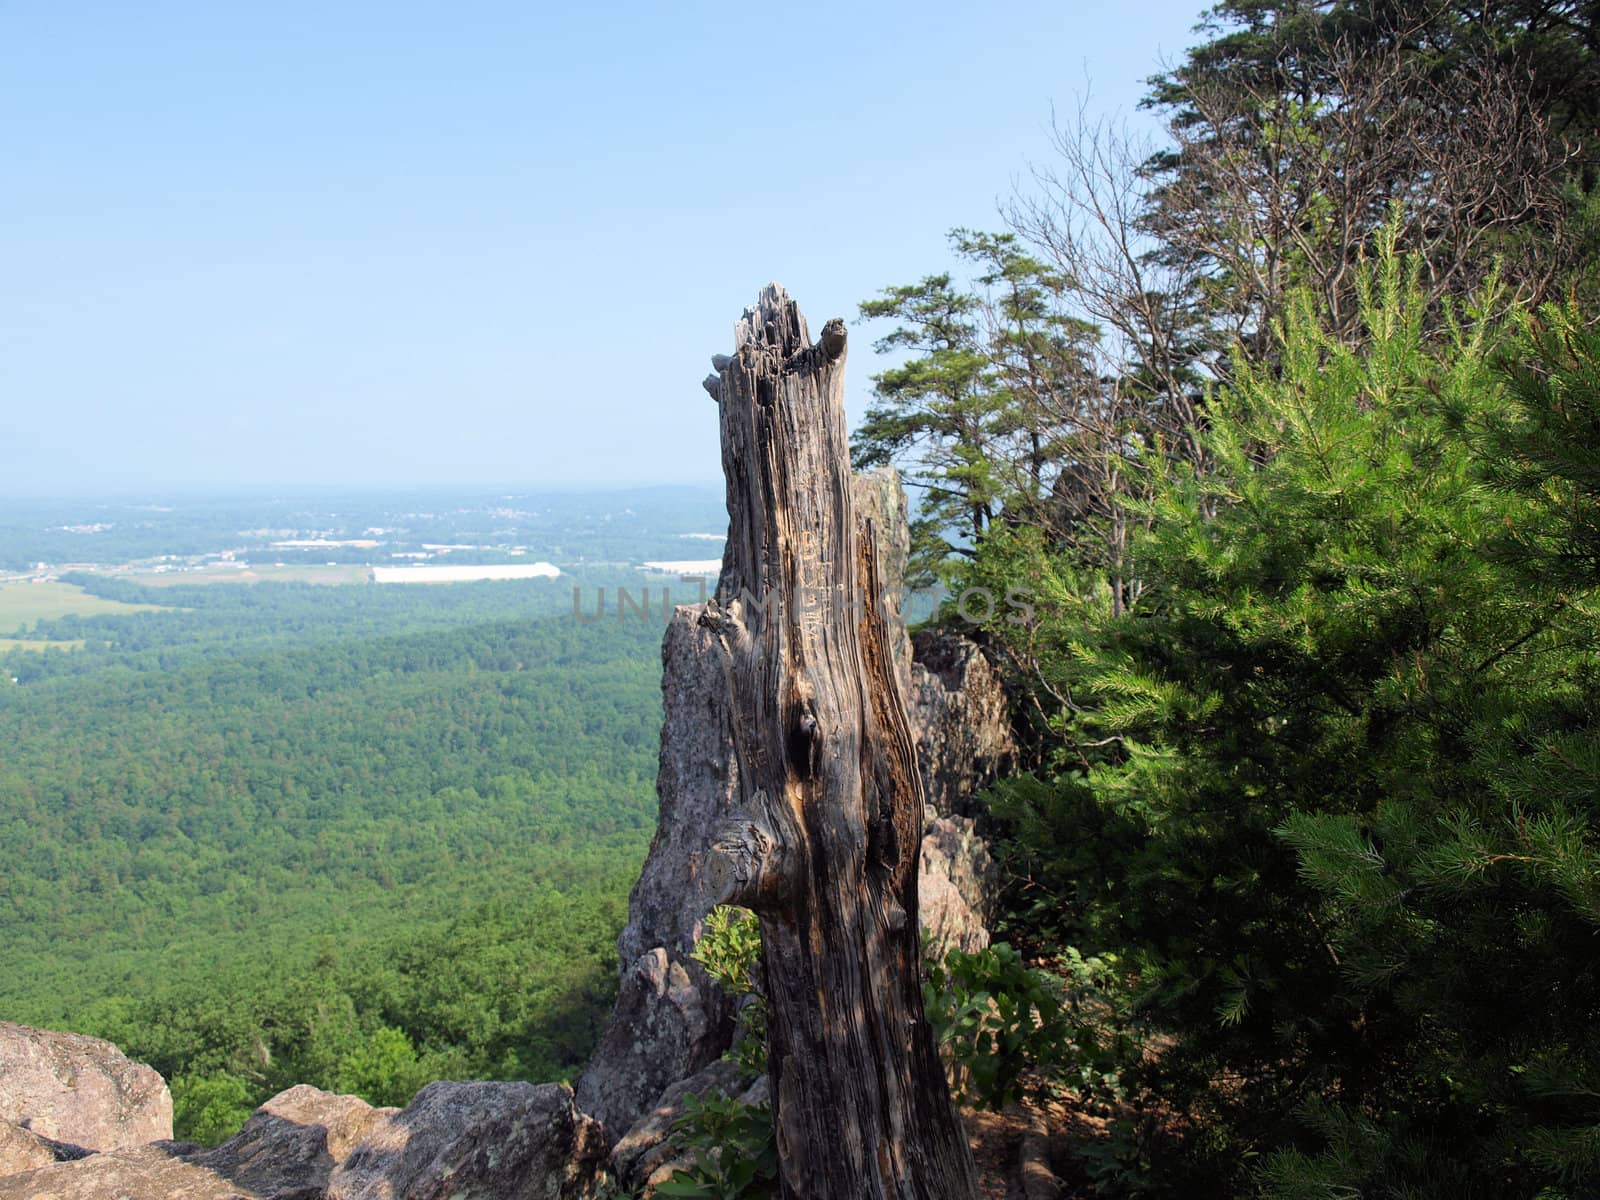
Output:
top-left (370, 563), bottom-right (561, 583)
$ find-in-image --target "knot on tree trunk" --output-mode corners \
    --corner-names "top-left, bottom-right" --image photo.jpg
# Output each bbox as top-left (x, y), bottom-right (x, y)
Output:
top-left (819, 317), bottom-right (847, 363)
top-left (708, 806), bottom-right (793, 912)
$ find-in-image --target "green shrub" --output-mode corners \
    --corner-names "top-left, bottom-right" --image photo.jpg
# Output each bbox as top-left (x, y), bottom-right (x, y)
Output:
top-left (692, 905), bottom-right (767, 1077)
top-left (657, 1092), bottom-right (780, 1200)
top-left (924, 941), bottom-right (1059, 1109)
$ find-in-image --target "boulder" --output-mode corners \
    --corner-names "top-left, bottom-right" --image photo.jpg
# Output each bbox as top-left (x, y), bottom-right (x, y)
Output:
top-left (0, 1144), bottom-right (260, 1200)
top-left (583, 472), bottom-right (1016, 1149)
top-left (615, 467), bottom-right (915, 975)
top-left (851, 467), bottom-right (915, 693)
top-left (326, 1080), bottom-right (605, 1200)
top-left (0, 1022), bottom-right (171, 1152)
top-left (919, 811), bottom-right (1001, 956)
top-left (910, 628), bottom-right (1015, 820)
top-left (735, 1075), bottom-right (769, 1108)
top-left (0, 1121), bottom-right (70, 1178)
top-left (195, 1084), bottom-right (394, 1198)
top-left (578, 607), bottom-right (739, 1139)
top-left (576, 948), bottom-right (729, 1137)
top-left (615, 609), bottom-right (744, 970)
top-left (0, 1084), bottom-right (391, 1199)
top-left (621, 1067), bottom-right (769, 1199)
top-left (909, 630), bottom-right (1011, 957)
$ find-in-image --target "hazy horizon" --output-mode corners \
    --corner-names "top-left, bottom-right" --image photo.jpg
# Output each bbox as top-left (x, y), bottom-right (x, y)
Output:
top-left (0, 478), bottom-right (728, 502)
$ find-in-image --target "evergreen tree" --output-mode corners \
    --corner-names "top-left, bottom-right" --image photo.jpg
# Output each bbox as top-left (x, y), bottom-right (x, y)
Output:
top-left (979, 257), bottom-right (1600, 1196)
top-left (853, 262), bottom-right (1000, 582)
top-left (854, 232), bottom-right (1122, 587)
top-left (1141, 0), bottom-right (1600, 354)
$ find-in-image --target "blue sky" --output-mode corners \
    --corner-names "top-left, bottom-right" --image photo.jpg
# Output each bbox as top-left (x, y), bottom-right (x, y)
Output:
top-left (1, 1), bottom-right (1205, 494)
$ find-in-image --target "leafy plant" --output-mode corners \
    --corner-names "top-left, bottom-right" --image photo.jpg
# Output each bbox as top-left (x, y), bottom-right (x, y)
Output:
top-left (692, 905), bottom-right (767, 1076)
top-left (677, 910), bottom-right (1127, 1194)
top-left (923, 940), bottom-right (1127, 1111)
top-left (657, 1092), bottom-right (779, 1200)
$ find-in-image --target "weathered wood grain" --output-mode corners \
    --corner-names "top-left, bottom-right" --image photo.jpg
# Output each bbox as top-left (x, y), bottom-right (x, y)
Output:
top-left (704, 285), bottom-right (979, 1199)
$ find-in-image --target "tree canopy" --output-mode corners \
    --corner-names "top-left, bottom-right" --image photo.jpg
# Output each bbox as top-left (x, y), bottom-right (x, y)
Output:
top-left (851, 2), bottom-right (1600, 1194)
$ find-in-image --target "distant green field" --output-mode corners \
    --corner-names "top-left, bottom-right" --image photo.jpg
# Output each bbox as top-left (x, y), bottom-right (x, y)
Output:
top-left (113, 564), bottom-right (372, 587)
top-left (0, 581), bottom-right (169, 634)
top-left (0, 637), bottom-right (87, 653)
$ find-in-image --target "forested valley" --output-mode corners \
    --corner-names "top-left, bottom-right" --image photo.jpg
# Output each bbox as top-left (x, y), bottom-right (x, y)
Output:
top-left (0, 571), bottom-right (676, 1143)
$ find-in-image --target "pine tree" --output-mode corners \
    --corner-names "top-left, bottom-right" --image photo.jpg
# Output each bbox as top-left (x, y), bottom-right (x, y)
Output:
top-left (853, 266), bottom-right (998, 583)
top-left (981, 257), bottom-right (1600, 1196)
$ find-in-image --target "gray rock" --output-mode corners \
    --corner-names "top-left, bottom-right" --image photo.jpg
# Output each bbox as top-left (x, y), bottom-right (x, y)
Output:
top-left (0, 1085), bottom-right (390, 1198)
top-left (0, 1120), bottom-right (90, 1177)
top-left (616, 610), bottom-right (744, 969)
top-left (576, 949), bottom-right (729, 1137)
top-left (578, 603), bottom-right (741, 1140)
top-left (854, 475), bottom-right (1007, 953)
top-left (851, 467), bottom-right (914, 693)
top-left (325, 1080), bottom-right (604, 1200)
top-left (912, 630), bottom-right (1011, 957)
top-left (0, 1120), bottom-right (67, 1178)
top-left (0, 1022), bottom-right (172, 1152)
top-left (195, 1085), bottom-right (393, 1198)
top-left (615, 467), bottom-right (916, 974)
top-left (620, 1065), bottom-right (770, 1200)
top-left (910, 629), bottom-right (1016, 819)
top-left (0, 1144), bottom-right (257, 1200)
top-left (609, 1059), bottom-right (743, 1188)
top-left (920, 812), bottom-right (1000, 956)
top-left (583, 470), bottom-right (1014, 1150)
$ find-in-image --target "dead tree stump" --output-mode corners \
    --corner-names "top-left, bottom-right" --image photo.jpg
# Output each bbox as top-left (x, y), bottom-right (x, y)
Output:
top-left (702, 285), bottom-right (980, 1199)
